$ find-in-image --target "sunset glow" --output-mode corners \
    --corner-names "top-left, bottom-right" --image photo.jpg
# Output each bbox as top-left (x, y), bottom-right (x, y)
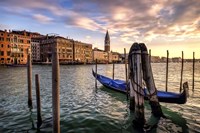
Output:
top-left (0, 0), bottom-right (200, 58)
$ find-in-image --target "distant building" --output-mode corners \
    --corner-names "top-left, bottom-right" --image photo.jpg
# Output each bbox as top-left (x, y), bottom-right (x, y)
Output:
top-left (151, 56), bottom-right (160, 63)
top-left (74, 41), bottom-right (92, 63)
top-left (31, 36), bottom-right (43, 62)
top-left (172, 57), bottom-right (181, 62)
top-left (0, 30), bottom-right (33, 65)
top-left (110, 52), bottom-right (121, 63)
top-left (120, 53), bottom-right (128, 63)
top-left (93, 30), bottom-right (121, 63)
top-left (161, 57), bottom-right (167, 62)
top-left (40, 35), bottom-right (92, 63)
top-left (40, 36), bottom-right (73, 63)
top-left (93, 48), bottom-right (108, 63)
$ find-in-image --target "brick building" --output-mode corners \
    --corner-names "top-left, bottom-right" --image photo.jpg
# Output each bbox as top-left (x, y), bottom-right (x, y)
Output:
top-left (31, 37), bottom-right (42, 62)
top-left (93, 48), bottom-right (108, 63)
top-left (40, 35), bottom-right (92, 63)
top-left (0, 30), bottom-right (32, 65)
top-left (74, 41), bottom-right (92, 63)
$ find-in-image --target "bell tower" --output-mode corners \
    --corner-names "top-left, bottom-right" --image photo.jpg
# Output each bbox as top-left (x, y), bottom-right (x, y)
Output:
top-left (104, 30), bottom-right (110, 52)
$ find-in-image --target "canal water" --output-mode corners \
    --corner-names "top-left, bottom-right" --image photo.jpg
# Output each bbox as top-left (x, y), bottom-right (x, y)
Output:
top-left (0, 63), bottom-right (199, 133)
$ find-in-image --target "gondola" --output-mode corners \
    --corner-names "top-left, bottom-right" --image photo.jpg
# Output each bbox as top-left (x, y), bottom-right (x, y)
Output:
top-left (6, 64), bottom-right (27, 67)
top-left (92, 70), bottom-right (188, 104)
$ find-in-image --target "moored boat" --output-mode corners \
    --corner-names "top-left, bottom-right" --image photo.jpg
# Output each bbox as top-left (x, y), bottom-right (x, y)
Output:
top-left (92, 70), bottom-right (188, 104)
top-left (6, 64), bottom-right (27, 67)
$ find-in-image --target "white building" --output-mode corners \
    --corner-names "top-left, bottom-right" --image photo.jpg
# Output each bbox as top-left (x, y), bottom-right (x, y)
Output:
top-left (31, 37), bottom-right (41, 62)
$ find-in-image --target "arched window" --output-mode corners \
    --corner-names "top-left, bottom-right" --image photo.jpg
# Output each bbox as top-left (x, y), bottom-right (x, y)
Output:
top-left (14, 36), bottom-right (17, 43)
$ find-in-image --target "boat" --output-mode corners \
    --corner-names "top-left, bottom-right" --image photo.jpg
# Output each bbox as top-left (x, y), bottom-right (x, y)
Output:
top-left (92, 70), bottom-right (188, 104)
top-left (6, 64), bottom-right (27, 67)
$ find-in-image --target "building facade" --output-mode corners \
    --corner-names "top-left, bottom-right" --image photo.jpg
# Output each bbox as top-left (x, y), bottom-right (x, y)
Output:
top-left (31, 37), bottom-right (42, 62)
top-left (93, 30), bottom-right (121, 63)
top-left (93, 48), bottom-right (108, 63)
top-left (57, 37), bottom-right (74, 63)
top-left (40, 36), bottom-right (73, 63)
top-left (74, 41), bottom-right (92, 63)
top-left (111, 52), bottom-right (121, 63)
top-left (0, 30), bottom-right (31, 65)
top-left (151, 56), bottom-right (161, 63)
top-left (40, 35), bottom-right (92, 63)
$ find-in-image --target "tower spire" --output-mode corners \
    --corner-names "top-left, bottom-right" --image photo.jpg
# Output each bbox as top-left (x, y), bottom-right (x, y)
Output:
top-left (104, 30), bottom-right (110, 52)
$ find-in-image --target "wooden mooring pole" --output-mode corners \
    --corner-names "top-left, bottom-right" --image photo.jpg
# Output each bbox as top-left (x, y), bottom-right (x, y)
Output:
top-left (124, 48), bottom-right (128, 100)
top-left (124, 48), bottom-right (128, 84)
top-left (149, 49), bottom-right (151, 63)
top-left (129, 43), bottom-right (145, 129)
top-left (27, 53), bottom-right (32, 108)
top-left (95, 59), bottom-right (97, 88)
top-left (192, 52), bottom-right (195, 92)
top-left (165, 50), bottom-right (169, 92)
top-left (52, 39), bottom-right (60, 133)
top-left (35, 74), bottom-right (42, 128)
top-left (180, 51), bottom-right (184, 93)
top-left (140, 43), bottom-right (163, 117)
top-left (112, 61), bottom-right (115, 80)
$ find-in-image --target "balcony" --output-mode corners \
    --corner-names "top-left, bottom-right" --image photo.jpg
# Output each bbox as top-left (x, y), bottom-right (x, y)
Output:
top-left (11, 48), bottom-right (23, 54)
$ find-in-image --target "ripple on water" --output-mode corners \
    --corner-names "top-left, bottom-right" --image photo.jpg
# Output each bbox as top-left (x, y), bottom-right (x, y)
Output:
top-left (0, 64), bottom-right (200, 132)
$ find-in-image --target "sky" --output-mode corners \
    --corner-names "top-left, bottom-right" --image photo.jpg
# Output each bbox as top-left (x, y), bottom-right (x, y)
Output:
top-left (0, 0), bottom-right (200, 59)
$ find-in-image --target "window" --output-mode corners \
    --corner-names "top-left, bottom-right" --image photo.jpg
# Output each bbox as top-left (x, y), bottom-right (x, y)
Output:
top-left (7, 51), bottom-right (11, 56)
top-left (6, 38), bottom-right (10, 42)
top-left (19, 39), bottom-right (24, 43)
top-left (0, 37), bottom-right (4, 41)
top-left (0, 51), bottom-right (4, 56)
top-left (14, 36), bottom-right (17, 43)
top-left (1, 44), bottom-right (3, 48)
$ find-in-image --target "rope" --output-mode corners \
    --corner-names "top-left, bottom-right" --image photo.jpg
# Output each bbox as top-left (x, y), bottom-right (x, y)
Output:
top-left (128, 52), bottom-right (149, 56)
top-left (129, 76), bottom-right (144, 96)
top-left (129, 72), bottom-right (157, 99)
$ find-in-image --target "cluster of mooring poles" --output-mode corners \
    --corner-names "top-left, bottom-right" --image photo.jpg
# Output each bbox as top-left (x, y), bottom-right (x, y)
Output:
top-left (27, 37), bottom-right (60, 133)
top-left (164, 50), bottom-right (196, 93)
top-left (127, 43), bottom-right (164, 130)
top-left (26, 39), bottom-right (196, 132)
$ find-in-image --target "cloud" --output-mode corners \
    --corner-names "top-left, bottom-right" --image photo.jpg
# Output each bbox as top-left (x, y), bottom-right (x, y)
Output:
top-left (0, 24), bottom-right (11, 30)
top-left (86, 36), bottom-right (91, 39)
top-left (33, 14), bottom-right (53, 24)
top-left (73, 0), bottom-right (200, 44)
top-left (66, 16), bottom-right (102, 31)
top-left (1, 0), bottom-right (200, 45)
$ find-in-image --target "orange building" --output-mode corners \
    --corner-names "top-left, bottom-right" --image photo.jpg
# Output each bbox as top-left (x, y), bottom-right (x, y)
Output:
top-left (93, 48), bottom-right (108, 63)
top-left (73, 41), bottom-right (92, 63)
top-left (40, 36), bottom-right (74, 63)
top-left (40, 35), bottom-right (92, 63)
top-left (0, 30), bottom-right (32, 65)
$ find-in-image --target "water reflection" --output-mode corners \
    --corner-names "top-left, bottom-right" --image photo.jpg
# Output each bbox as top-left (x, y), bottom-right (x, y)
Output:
top-left (0, 63), bottom-right (199, 132)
